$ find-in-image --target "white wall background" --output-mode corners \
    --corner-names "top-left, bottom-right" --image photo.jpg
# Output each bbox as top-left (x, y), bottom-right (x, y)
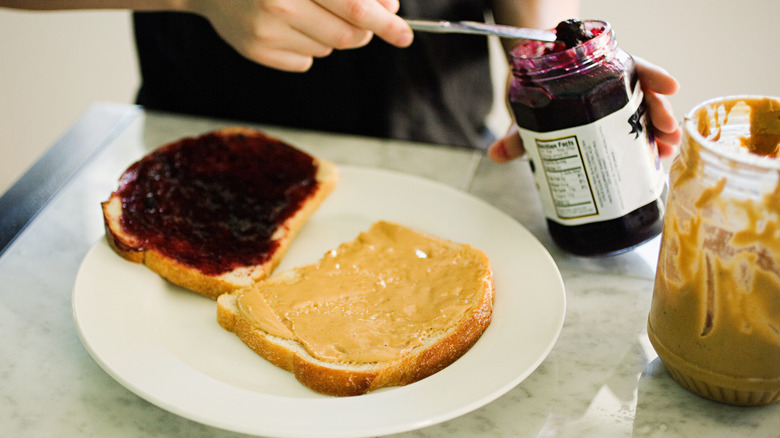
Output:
top-left (1, 1), bottom-right (778, 194)
top-left (0, 9), bottom-right (138, 194)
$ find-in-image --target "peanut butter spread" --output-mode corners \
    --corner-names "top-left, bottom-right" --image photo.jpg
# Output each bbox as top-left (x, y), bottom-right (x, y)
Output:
top-left (649, 97), bottom-right (780, 398)
top-left (236, 221), bottom-right (492, 364)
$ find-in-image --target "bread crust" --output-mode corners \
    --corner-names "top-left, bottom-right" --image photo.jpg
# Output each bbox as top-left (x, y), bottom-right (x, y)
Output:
top-left (216, 227), bottom-right (495, 397)
top-left (102, 127), bottom-right (338, 300)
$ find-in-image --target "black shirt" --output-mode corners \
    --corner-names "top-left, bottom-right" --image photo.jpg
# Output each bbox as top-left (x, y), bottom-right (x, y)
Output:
top-left (132, 1), bottom-right (493, 148)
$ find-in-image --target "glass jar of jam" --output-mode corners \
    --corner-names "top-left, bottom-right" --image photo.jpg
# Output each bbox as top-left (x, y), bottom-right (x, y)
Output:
top-left (648, 96), bottom-right (780, 406)
top-left (508, 19), bottom-right (666, 256)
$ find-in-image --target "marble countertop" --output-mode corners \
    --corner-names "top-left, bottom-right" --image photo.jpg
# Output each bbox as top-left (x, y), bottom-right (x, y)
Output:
top-left (1, 103), bottom-right (777, 437)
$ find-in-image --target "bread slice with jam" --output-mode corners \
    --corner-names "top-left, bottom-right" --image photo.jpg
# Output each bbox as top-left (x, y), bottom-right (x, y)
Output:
top-left (101, 127), bottom-right (338, 299)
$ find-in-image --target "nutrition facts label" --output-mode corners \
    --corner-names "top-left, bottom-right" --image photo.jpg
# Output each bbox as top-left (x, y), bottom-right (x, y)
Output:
top-left (516, 86), bottom-right (666, 226)
top-left (535, 135), bottom-right (597, 219)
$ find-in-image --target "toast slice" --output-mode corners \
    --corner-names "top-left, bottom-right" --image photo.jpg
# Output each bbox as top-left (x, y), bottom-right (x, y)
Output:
top-left (217, 221), bottom-right (494, 396)
top-left (102, 127), bottom-right (338, 299)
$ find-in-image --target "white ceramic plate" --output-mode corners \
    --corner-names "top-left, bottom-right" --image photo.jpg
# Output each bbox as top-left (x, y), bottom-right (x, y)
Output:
top-left (73, 165), bottom-right (565, 438)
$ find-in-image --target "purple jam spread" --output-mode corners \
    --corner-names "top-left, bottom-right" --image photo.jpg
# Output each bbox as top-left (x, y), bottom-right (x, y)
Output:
top-left (115, 130), bottom-right (319, 275)
top-left (554, 19), bottom-right (596, 50)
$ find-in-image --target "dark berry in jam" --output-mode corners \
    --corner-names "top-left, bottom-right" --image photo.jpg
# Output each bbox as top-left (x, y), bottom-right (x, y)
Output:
top-left (536, 19), bottom-right (606, 55)
top-left (114, 130), bottom-right (319, 275)
top-left (555, 19), bottom-right (593, 49)
top-left (508, 20), bottom-right (664, 256)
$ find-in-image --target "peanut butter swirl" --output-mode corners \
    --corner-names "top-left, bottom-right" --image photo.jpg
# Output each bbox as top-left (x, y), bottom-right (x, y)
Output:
top-left (236, 221), bottom-right (493, 363)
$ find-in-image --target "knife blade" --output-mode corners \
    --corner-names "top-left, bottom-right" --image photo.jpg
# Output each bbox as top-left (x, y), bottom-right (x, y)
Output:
top-left (406, 19), bottom-right (556, 42)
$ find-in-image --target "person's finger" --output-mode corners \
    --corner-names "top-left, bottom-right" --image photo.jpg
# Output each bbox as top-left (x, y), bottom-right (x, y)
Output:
top-left (313, 0), bottom-right (413, 47)
top-left (634, 55), bottom-right (679, 96)
top-left (487, 125), bottom-right (525, 163)
top-left (260, 0), bottom-right (374, 50)
top-left (232, 17), bottom-right (336, 71)
top-left (376, 0), bottom-right (400, 13)
top-left (188, 0), bottom-right (337, 71)
top-left (291, 18), bottom-right (374, 50)
top-left (655, 137), bottom-right (678, 159)
top-left (641, 88), bottom-right (682, 158)
top-left (644, 90), bottom-right (681, 137)
top-left (251, 48), bottom-right (318, 72)
top-left (633, 56), bottom-right (682, 156)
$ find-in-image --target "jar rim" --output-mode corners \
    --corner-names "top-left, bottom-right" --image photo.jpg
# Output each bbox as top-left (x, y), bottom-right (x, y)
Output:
top-left (683, 95), bottom-right (780, 171)
top-left (508, 19), bottom-right (612, 63)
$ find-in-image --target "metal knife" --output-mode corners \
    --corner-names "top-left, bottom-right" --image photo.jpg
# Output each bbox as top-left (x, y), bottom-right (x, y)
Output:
top-left (406, 19), bottom-right (556, 42)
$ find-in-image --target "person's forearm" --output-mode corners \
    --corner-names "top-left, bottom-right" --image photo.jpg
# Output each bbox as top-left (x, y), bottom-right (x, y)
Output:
top-left (0, 0), bottom-right (186, 11)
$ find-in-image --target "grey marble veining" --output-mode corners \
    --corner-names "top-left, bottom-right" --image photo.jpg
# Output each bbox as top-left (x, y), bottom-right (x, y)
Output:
top-left (1, 103), bottom-right (777, 438)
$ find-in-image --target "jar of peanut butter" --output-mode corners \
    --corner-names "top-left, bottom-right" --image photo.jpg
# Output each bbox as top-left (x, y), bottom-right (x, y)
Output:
top-left (648, 96), bottom-right (780, 406)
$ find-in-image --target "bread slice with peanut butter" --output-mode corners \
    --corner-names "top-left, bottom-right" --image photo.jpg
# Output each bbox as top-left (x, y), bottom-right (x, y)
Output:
top-left (217, 221), bottom-right (495, 396)
top-left (102, 127), bottom-right (338, 299)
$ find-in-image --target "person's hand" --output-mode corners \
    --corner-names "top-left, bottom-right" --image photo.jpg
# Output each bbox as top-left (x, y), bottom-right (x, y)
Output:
top-left (487, 56), bottom-right (682, 163)
top-left (185, 0), bottom-right (414, 72)
top-left (633, 56), bottom-right (682, 157)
